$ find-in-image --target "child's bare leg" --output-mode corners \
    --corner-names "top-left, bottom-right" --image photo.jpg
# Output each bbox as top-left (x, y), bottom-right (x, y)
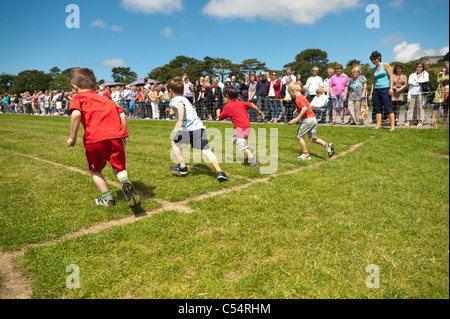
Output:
top-left (298, 139), bottom-right (308, 153)
top-left (244, 149), bottom-right (254, 159)
top-left (202, 149), bottom-right (221, 172)
top-left (91, 171), bottom-right (109, 193)
top-left (113, 169), bottom-right (128, 181)
top-left (312, 138), bottom-right (326, 147)
top-left (172, 141), bottom-right (186, 167)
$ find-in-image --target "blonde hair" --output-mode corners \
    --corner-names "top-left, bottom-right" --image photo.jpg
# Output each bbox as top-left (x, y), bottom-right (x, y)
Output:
top-left (288, 82), bottom-right (302, 92)
top-left (351, 67), bottom-right (361, 74)
top-left (316, 87), bottom-right (325, 94)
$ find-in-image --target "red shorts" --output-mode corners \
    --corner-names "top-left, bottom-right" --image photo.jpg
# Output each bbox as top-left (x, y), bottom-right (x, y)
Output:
top-left (85, 138), bottom-right (126, 173)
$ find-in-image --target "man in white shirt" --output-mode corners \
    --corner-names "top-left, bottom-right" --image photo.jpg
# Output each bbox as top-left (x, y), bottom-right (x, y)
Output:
top-left (305, 67), bottom-right (323, 103)
top-left (282, 67), bottom-right (296, 85)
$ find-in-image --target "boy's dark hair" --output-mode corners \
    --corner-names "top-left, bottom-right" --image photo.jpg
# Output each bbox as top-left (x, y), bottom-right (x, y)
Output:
top-left (166, 77), bottom-right (184, 96)
top-left (223, 86), bottom-right (239, 100)
top-left (71, 68), bottom-right (97, 90)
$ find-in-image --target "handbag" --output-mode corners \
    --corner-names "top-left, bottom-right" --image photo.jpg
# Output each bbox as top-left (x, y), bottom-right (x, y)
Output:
top-left (360, 98), bottom-right (369, 122)
top-left (420, 82), bottom-right (432, 94)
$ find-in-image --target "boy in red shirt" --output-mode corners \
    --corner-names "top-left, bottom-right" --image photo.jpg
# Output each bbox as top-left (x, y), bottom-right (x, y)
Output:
top-left (67, 68), bottom-right (140, 209)
top-left (219, 86), bottom-right (264, 168)
top-left (287, 83), bottom-right (335, 160)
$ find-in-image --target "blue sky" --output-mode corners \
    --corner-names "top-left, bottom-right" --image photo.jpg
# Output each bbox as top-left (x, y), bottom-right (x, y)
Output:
top-left (0, 0), bottom-right (448, 82)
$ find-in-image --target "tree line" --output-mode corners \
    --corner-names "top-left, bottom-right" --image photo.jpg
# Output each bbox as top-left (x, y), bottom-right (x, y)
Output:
top-left (1, 49), bottom-right (447, 95)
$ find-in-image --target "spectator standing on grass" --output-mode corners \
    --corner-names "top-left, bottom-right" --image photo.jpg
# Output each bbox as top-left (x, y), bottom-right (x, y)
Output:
top-left (282, 68), bottom-right (297, 86)
top-left (104, 86), bottom-right (112, 100)
top-left (130, 86), bottom-right (139, 119)
top-left (391, 64), bottom-right (408, 126)
top-left (2, 94), bottom-right (10, 114)
top-left (369, 51), bottom-right (396, 132)
top-left (343, 67), bottom-right (367, 125)
top-left (230, 76), bottom-right (240, 92)
top-left (183, 75), bottom-right (195, 104)
top-left (150, 85), bottom-right (160, 120)
top-left (405, 61), bottom-right (427, 127)
top-left (305, 67), bottom-right (323, 103)
top-left (256, 71), bottom-right (269, 122)
top-left (280, 75), bottom-right (294, 123)
top-left (122, 85), bottom-right (132, 118)
top-left (267, 71), bottom-right (282, 123)
top-left (240, 74), bottom-right (250, 102)
top-left (213, 83), bottom-right (223, 120)
top-left (323, 68), bottom-right (335, 123)
top-left (38, 91), bottom-right (46, 115)
top-left (328, 64), bottom-right (348, 125)
top-left (431, 64), bottom-right (449, 125)
top-left (250, 70), bottom-right (259, 82)
top-left (204, 82), bottom-right (214, 121)
top-left (248, 75), bottom-right (258, 122)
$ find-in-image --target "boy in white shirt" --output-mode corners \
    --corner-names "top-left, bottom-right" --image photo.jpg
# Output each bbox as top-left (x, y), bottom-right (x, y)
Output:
top-left (165, 77), bottom-right (229, 183)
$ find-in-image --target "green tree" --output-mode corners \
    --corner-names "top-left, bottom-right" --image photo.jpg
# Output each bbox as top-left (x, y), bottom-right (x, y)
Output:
top-left (148, 56), bottom-right (203, 83)
top-left (0, 73), bottom-right (16, 94)
top-left (284, 48), bottom-right (329, 79)
top-left (49, 74), bottom-right (72, 91)
top-left (240, 59), bottom-right (267, 76)
top-left (49, 67), bottom-right (61, 79)
top-left (111, 67), bottom-right (138, 84)
top-left (10, 70), bottom-right (52, 95)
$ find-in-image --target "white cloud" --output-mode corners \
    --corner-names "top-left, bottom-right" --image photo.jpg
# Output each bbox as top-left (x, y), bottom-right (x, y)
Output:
top-left (393, 42), bottom-right (449, 62)
top-left (90, 19), bottom-right (123, 32)
top-left (387, 0), bottom-right (404, 9)
top-left (99, 59), bottom-right (127, 68)
top-left (161, 27), bottom-right (175, 39)
top-left (120, 0), bottom-right (183, 15)
top-left (381, 33), bottom-right (405, 47)
top-left (202, 0), bottom-right (360, 25)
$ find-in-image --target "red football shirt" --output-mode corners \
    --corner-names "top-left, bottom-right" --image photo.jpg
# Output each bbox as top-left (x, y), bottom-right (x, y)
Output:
top-left (295, 95), bottom-right (316, 120)
top-left (219, 99), bottom-right (252, 138)
top-left (69, 90), bottom-right (129, 145)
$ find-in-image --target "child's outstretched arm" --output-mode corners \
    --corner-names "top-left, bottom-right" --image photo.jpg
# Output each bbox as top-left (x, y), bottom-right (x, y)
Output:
top-left (250, 103), bottom-right (264, 118)
top-left (67, 110), bottom-right (82, 147)
top-left (287, 107), bottom-right (306, 125)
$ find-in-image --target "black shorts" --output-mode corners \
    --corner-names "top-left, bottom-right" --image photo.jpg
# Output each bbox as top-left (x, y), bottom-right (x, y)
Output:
top-left (173, 129), bottom-right (210, 150)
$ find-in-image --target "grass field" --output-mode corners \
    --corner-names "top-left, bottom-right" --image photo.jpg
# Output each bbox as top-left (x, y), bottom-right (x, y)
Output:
top-left (0, 114), bottom-right (448, 299)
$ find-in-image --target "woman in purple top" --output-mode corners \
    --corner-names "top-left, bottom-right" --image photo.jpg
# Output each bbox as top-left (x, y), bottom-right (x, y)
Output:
top-left (328, 64), bottom-right (349, 125)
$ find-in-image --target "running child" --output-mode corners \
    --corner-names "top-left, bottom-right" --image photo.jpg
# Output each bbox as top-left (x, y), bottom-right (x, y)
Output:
top-left (219, 86), bottom-right (264, 168)
top-left (287, 82), bottom-right (335, 160)
top-left (67, 68), bottom-right (141, 209)
top-left (165, 77), bottom-right (229, 182)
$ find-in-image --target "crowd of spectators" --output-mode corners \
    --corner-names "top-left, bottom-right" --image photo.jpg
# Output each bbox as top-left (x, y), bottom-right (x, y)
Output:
top-left (1, 59), bottom-right (448, 126)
